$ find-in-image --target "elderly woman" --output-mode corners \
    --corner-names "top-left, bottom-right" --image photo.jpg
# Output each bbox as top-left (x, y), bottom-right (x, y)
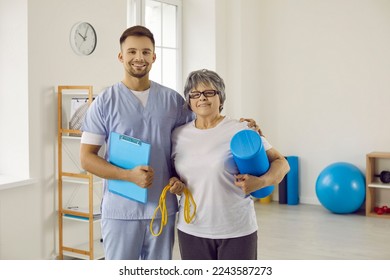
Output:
top-left (171, 69), bottom-right (290, 260)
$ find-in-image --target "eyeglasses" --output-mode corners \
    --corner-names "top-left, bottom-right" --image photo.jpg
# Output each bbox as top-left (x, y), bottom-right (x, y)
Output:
top-left (189, 90), bottom-right (219, 99)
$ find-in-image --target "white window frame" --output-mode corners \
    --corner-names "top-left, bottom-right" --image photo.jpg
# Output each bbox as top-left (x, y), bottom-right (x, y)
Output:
top-left (127, 0), bottom-right (183, 92)
top-left (0, 0), bottom-right (35, 190)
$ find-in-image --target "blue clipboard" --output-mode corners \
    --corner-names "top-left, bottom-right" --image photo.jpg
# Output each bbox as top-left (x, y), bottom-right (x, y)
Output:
top-left (108, 132), bottom-right (151, 203)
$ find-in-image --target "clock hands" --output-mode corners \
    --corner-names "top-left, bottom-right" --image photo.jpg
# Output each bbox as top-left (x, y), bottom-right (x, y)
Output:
top-left (78, 32), bottom-right (86, 41)
top-left (84, 24), bottom-right (89, 38)
top-left (77, 25), bottom-right (91, 43)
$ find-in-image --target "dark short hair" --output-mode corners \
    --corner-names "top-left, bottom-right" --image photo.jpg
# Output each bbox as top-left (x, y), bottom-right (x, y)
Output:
top-left (119, 25), bottom-right (155, 49)
top-left (184, 69), bottom-right (226, 112)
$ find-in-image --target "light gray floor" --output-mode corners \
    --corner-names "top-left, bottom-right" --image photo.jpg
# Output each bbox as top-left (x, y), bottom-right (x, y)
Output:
top-left (172, 202), bottom-right (390, 260)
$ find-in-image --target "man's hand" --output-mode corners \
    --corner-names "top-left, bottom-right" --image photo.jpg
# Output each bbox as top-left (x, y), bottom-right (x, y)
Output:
top-left (127, 165), bottom-right (154, 188)
top-left (239, 118), bottom-right (264, 136)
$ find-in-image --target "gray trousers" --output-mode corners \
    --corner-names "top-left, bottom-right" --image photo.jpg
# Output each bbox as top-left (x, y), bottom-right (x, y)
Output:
top-left (178, 230), bottom-right (257, 260)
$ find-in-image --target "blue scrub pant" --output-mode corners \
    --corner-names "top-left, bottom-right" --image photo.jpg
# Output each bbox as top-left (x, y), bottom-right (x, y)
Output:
top-left (101, 215), bottom-right (175, 260)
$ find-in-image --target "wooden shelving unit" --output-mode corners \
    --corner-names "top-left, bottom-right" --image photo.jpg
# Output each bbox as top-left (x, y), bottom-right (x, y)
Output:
top-left (366, 152), bottom-right (390, 219)
top-left (57, 85), bottom-right (104, 259)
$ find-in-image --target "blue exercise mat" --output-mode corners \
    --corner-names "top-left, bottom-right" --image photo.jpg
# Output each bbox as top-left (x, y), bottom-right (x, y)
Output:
top-left (286, 156), bottom-right (299, 205)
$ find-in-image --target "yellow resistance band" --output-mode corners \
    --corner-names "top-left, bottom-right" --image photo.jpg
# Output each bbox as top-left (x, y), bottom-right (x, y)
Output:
top-left (150, 184), bottom-right (197, 237)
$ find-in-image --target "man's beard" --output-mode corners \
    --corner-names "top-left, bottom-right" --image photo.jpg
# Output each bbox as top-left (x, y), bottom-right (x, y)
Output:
top-left (128, 69), bottom-right (148, 78)
top-left (127, 61), bottom-right (150, 78)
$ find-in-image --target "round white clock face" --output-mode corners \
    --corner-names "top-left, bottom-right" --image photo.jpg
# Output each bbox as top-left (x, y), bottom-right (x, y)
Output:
top-left (70, 22), bottom-right (97, 56)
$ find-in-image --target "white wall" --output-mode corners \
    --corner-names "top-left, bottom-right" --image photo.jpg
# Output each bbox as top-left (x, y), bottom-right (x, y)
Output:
top-left (182, 0), bottom-right (245, 122)
top-left (182, 0), bottom-right (216, 80)
top-left (216, 0), bottom-right (390, 204)
top-left (0, 0), bottom-right (126, 259)
top-left (184, 0), bottom-right (390, 204)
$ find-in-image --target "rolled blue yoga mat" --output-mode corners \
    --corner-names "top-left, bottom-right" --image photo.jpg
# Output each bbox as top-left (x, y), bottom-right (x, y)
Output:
top-left (286, 156), bottom-right (299, 205)
top-left (230, 130), bottom-right (274, 198)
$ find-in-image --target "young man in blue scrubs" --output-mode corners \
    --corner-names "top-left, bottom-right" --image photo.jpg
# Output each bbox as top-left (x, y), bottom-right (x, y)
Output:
top-left (80, 25), bottom-right (192, 260)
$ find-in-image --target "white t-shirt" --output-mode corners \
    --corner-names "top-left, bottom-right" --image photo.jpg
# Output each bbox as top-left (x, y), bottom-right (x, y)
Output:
top-left (171, 116), bottom-right (272, 239)
top-left (131, 89), bottom-right (150, 107)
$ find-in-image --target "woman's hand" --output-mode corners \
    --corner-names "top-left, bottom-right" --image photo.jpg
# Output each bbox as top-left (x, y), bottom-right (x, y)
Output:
top-left (168, 176), bottom-right (186, 195)
top-left (234, 174), bottom-right (266, 195)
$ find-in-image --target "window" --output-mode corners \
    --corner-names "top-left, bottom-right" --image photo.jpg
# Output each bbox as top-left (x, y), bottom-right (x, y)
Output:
top-left (0, 0), bottom-right (33, 190)
top-left (128, 0), bottom-right (182, 92)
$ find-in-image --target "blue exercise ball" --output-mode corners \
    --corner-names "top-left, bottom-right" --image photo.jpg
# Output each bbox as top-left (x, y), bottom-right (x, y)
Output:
top-left (315, 162), bottom-right (365, 214)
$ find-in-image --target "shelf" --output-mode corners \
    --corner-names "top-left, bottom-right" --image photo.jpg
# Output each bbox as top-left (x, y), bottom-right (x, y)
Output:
top-left (366, 212), bottom-right (390, 219)
top-left (57, 85), bottom-right (103, 260)
top-left (61, 172), bottom-right (91, 179)
top-left (62, 239), bottom-right (104, 260)
top-left (60, 128), bottom-right (82, 135)
top-left (62, 135), bottom-right (82, 140)
top-left (366, 151), bottom-right (390, 218)
top-left (367, 152), bottom-right (390, 159)
top-left (62, 206), bottom-right (101, 220)
top-left (62, 177), bottom-right (103, 185)
top-left (60, 86), bottom-right (91, 96)
top-left (60, 91), bottom-right (99, 97)
top-left (368, 182), bottom-right (390, 189)
top-left (63, 215), bottom-right (101, 222)
top-left (61, 92), bottom-right (89, 96)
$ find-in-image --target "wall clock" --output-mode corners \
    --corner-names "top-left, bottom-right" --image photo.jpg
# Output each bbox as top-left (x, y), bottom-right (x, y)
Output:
top-left (70, 22), bottom-right (97, 56)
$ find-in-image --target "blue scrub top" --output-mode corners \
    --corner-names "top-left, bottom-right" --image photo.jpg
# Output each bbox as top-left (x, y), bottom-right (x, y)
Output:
top-left (82, 81), bottom-right (193, 220)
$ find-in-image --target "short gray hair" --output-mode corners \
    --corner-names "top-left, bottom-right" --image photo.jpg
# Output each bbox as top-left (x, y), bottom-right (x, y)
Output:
top-left (183, 69), bottom-right (226, 112)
